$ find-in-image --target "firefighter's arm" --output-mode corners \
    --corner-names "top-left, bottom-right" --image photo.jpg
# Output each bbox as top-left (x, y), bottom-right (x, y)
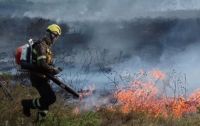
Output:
top-left (36, 44), bottom-right (59, 75)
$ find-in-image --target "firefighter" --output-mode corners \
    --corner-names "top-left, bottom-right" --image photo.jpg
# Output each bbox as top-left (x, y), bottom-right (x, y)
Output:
top-left (21, 24), bottom-right (62, 121)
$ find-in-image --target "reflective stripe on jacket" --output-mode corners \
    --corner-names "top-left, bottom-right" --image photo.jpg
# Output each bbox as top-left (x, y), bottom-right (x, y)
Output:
top-left (31, 37), bottom-right (55, 75)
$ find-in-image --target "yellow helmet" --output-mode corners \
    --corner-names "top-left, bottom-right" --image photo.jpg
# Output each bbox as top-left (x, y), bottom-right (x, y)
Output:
top-left (47, 24), bottom-right (61, 36)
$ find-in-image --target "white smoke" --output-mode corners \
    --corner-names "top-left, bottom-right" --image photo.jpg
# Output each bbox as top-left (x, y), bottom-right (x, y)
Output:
top-left (24, 0), bottom-right (200, 22)
top-left (2, 0), bottom-right (200, 92)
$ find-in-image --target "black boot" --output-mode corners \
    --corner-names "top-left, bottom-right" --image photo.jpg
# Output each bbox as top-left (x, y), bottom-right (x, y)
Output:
top-left (21, 100), bottom-right (32, 117)
top-left (36, 110), bottom-right (48, 122)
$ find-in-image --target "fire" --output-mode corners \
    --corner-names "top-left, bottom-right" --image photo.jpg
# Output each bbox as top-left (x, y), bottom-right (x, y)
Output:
top-left (74, 69), bottom-right (200, 119)
top-left (189, 89), bottom-right (200, 106)
top-left (78, 84), bottom-right (95, 100)
top-left (73, 106), bottom-right (80, 115)
top-left (150, 69), bottom-right (166, 80)
top-left (113, 70), bottom-right (200, 118)
top-left (114, 80), bottom-right (166, 117)
top-left (74, 84), bottom-right (97, 114)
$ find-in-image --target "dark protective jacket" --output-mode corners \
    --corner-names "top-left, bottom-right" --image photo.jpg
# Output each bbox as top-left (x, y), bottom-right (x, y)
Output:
top-left (31, 37), bottom-right (55, 77)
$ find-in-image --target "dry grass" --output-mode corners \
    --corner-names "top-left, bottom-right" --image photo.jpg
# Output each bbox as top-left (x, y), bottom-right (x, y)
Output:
top-left (1, 74), bottom-right (200, 126)
top-left (0, 74), bottom-right (101, 126)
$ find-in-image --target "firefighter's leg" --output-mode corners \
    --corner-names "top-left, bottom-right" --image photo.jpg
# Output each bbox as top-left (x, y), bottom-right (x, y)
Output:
top-left (32, 78), bottom-right (56, 121)
top-left (22, 76), bottom-right (56, 119)
top-left (21, 99), bottom-right (36, 117)
top-left (21, 77), bottom-right (42, 117)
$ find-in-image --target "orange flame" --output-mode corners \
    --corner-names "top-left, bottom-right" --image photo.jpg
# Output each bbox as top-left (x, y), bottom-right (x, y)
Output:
top-left (150, 69), bottom-right (166, 80)
top-left (79, 84), bottom-right (95, 100)
top-left (113, 70), bottom-right (200, 118)
top-left (73, 107), bottom-right (80, 115)
top-left (74, 70), bottom-right (200, 119)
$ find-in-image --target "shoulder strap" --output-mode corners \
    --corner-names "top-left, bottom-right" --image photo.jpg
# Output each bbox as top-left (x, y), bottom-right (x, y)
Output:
top-left (28, 38), bottom-right (41, 64)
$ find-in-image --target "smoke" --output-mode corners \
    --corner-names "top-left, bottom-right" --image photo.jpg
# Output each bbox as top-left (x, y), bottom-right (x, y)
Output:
top-left (22, 0), bottom-right (200, 21)
top-left (1, 1), bottom-right (200, 94)
top-left (1, 0), bottom-right (200, 21)
top-left (168, 42), bottom-right (200, 90)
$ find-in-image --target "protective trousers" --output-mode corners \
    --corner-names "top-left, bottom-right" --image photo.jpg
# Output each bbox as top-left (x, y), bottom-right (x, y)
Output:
top-left (23, 75), bottom-right (56, 119)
